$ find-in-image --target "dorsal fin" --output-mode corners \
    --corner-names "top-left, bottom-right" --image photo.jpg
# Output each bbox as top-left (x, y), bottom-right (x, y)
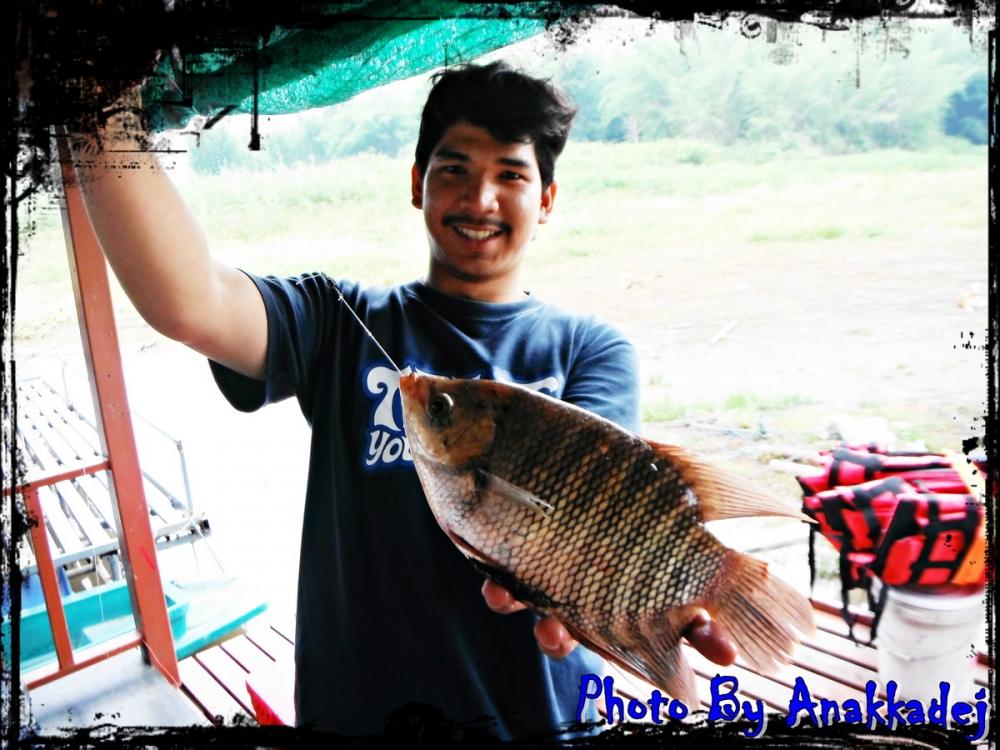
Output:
top-left (646, 439), bottom-right (812, 523)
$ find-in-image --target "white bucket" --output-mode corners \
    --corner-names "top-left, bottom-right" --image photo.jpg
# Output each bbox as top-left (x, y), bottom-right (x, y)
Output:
top-left (876, 587), bottom-right (984, 704)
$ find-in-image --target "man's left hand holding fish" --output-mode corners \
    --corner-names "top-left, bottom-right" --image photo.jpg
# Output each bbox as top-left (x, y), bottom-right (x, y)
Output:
top-left (483, 581), bottom-right (738, 665)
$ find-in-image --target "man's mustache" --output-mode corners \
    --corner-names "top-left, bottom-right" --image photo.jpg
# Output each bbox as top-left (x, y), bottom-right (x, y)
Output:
top-left (444, 215), bottom-right (510, 233)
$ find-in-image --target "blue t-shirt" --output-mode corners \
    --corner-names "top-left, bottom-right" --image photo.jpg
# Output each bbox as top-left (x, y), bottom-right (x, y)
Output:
top-left (210, 273), bottom-right (640, 739)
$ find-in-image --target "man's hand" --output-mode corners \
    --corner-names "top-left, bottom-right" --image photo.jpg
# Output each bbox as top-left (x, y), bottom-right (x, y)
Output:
top-left (482, 580), bottom-right (737, 665)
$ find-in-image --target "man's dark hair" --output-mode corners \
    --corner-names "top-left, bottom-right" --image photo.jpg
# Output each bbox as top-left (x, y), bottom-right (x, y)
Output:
top-left (414, 61), bottom-right (577, 189)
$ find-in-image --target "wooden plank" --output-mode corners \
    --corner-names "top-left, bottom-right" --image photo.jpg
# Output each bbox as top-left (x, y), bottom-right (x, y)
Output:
top-left (685, 647), bottom-right (791, 712)
top-left (245, 657), bottom-right (297, 726)
top-left (18, 417), bottom-right (112, 557)
top-left (31, 379), bottom-right (104, 452)
top-left (54, 482), bottom-right (113, 548)
top-left (743, 656), bottom-right (867, 703)
top-left (142, 477), bottom-right (184, 527)
top-left (791, 643), bottom-right (881, 693)
top-left (178, 656), bottom-right (251, 724)
top-left (18, 416), bottom-right (64, 475)
top-left (608, 662), bottom-right (713, 711)
top-left (74, 472), bottom-right (117, 531)
top-left (19, 415), bottom-right (81, 479)
top-left (16, 376), bottom-right (204, 567)
top-left (37, 485), bottom-right (83, 558)
top-left (18, 387), bottom-right (116, 536)
top-left (270, 618), bottom-right (296, 646)
top-left (220, 635), bottom-right (276, 675)
top-left (193, 645), bottom-right (254, 715)
top-left (29, 381), bottom-right (103, 463)
top-left (79, 468), bottom-right (180, 539)
top-left (17, 413), bottom-right (90, 556)
top-left (31, 380), bottom-right (187, 528)
top-left (25, 391), bottom-right (90, 465)
top-left (813, 605), bottom-right (873, 642)
top-left (244, 624), bottom-right (295, 663)
top-left (804, 627), bottom-right (880, 671)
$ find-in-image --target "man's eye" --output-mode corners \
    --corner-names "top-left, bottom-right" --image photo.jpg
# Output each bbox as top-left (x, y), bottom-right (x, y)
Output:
top-left (501, 171), bottom-right (525, 181)
top-left (441, 165), bottom-right (466, 175)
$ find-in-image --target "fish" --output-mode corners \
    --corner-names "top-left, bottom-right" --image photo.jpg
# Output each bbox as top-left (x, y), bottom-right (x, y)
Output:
top-left (398, 371), bottom-right (815, 706)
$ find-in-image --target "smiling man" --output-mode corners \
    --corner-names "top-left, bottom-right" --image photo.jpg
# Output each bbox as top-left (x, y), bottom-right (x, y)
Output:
top-left (415, 122), bottom-right (555, 300)
top-left (78, 61), bottom-right (734, 739)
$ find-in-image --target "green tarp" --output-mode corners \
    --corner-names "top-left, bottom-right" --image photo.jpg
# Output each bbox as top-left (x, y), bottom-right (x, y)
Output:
top-left (143, 3), bottom-right (556, 130)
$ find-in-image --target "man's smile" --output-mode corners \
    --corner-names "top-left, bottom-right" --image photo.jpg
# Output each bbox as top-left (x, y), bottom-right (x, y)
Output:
top-left (452, 225), bottom-right (503, 241)
top-left (445, 215), bottom-right (509, 242)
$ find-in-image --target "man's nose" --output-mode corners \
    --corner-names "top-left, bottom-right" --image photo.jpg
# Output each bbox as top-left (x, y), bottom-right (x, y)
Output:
top-left (462, 175), bottom-right (500, 213)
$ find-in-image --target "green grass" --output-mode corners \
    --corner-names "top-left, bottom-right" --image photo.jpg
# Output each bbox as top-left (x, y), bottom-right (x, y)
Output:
top-left (722, 392), bottom-right (815, 412)
top-left (641, 389), bottom-right (817, 427)
top-left (642, 398), bottom-right (690, 424)
top-left (15, 139), bottom-right (985, 346)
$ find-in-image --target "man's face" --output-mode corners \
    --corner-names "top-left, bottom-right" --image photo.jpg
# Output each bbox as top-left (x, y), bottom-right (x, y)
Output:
top-left (412, 121), bottom-right (556, 295)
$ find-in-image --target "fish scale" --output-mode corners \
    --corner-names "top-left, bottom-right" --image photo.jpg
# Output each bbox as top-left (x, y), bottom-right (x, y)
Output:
top-left (400, 373), bottom-right (815, 705)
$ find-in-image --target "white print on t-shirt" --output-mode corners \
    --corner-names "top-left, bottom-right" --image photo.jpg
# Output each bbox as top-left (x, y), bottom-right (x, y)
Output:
top-left (362, 364), bottom-right (560, 470)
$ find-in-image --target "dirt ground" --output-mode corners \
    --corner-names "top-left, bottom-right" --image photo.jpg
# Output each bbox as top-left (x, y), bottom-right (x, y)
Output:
top-left (12, 218), bottom-right (989, 620)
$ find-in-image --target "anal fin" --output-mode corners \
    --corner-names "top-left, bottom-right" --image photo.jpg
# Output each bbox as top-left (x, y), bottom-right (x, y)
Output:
top-left (563, 611), bottom-right (700, 707)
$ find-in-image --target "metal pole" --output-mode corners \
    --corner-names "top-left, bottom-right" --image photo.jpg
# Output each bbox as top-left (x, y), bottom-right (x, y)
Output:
top-left (22, 486), bottom-right (74, 671)
top-left (55, 133), bottom-right (180, 686)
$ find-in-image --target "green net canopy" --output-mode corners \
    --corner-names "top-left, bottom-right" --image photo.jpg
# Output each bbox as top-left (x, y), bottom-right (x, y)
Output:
top-left (143, 3), bottom-right (554, 130)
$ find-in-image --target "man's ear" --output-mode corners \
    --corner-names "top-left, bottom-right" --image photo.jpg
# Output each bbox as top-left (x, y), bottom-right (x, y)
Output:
top-left (538, 180), bottom-right (557, 225)
top-left (411, 164), bottom-right (424, 209)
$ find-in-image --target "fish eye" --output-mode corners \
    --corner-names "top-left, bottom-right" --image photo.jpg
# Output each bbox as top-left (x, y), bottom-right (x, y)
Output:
top-left (427, 392), bottom-right (454, 422)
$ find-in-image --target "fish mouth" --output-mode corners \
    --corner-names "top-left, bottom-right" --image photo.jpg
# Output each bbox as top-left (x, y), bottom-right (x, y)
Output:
top-left (398, 372), bottom-right (427, 409)
top-left (398, 373), bottom-right (428, 455)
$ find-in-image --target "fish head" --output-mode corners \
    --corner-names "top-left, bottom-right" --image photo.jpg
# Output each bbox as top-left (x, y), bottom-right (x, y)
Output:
top-left (399, 372), bottom-right (502, 468)
top-left (401, 372), bottom-right (551, 582)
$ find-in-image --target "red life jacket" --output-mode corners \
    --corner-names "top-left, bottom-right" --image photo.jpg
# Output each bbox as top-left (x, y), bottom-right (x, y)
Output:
top-left (796, 448), bottom-right (960, 494)
top-left (799, 445), bottom-right (986, 641)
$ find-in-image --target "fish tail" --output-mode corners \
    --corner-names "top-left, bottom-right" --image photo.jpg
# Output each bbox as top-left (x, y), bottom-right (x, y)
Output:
top-left (702, 550), bottom-right (816, 673)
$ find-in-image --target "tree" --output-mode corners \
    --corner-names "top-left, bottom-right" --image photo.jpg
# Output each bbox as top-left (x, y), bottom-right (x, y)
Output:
top-left (943, 72), bottom-right (988, 145)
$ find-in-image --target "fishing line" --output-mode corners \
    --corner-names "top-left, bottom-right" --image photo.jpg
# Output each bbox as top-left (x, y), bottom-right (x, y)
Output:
top-left (335, 287), bottom-right (403, 374)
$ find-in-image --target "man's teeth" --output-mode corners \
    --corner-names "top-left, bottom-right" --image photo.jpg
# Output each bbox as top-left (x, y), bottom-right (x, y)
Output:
top-left (454, 226), bottom-right (501, 240)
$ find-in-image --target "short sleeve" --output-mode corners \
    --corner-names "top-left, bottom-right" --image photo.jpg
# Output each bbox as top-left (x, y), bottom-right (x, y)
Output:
top-left (562, 320), bottom-right (641, 432)
top-left (209, 271), bottom-right (352, 414)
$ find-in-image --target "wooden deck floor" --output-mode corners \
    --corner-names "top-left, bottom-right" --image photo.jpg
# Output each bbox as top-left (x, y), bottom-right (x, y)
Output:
top-left (178, 617), bottom-right (296, 725)
top-left (177, 600), bottom-right (993, 729)
top-left (29, 647), bottom-right (209, 732)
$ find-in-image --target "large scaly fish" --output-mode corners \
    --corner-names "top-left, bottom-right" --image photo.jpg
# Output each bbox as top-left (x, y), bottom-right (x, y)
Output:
top-left (399, 372), bottom-right (815, 705)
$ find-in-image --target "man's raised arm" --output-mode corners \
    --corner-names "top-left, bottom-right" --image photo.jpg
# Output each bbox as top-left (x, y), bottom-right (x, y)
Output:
top-left (74, 106), bottom-right (268, 380)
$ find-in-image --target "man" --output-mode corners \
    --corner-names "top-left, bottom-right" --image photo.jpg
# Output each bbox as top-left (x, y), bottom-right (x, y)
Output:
top-left (78, 60), bottom-right (734, 739)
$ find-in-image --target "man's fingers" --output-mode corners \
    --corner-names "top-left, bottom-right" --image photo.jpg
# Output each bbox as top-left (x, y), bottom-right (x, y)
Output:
top-left (486, 583), bottom-right (736, 665)
top-left (482, 581), bottom-right (577, 659)
top-left (482, 580), bottom-right (526, 614)
top-left (534, 616), bottom-right (578, 660)
top-left (683, 610), bottom-right (736, 666)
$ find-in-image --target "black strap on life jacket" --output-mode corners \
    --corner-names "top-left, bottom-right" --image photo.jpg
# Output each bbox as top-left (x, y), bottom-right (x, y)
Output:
top-left (902, 497), bottom-right (981, 582)
top-left (871, 499), bottom-right (919, 580)
top-left (808, 522), bottom-right (818, 592)
top-left (869, 582), bottom-right (889, 641)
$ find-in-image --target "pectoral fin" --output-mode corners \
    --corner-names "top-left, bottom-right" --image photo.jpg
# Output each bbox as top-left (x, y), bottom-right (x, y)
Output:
top-left (477, 470), bottom-right (554, 518)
